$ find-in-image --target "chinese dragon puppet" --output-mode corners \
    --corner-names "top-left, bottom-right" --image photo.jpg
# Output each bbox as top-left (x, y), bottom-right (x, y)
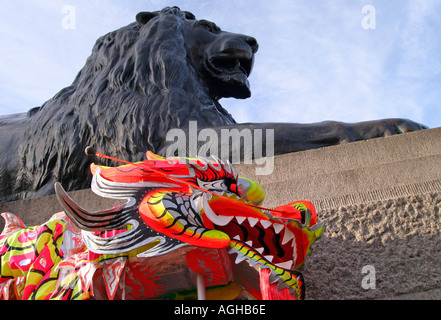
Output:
top-left (0, 150), bottom-right (324, 300)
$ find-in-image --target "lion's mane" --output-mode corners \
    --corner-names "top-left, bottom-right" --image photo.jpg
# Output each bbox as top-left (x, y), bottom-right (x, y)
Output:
top-left (16, 7), bottom-right (235, 199)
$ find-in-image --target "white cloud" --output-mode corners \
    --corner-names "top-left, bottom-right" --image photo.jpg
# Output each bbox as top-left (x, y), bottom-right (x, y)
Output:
top-left (226, 1), bottom-right (441, 127)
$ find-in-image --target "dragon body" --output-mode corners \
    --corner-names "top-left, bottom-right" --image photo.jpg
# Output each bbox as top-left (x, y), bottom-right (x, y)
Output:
top-left (0, 151), bottom-right (324, 300)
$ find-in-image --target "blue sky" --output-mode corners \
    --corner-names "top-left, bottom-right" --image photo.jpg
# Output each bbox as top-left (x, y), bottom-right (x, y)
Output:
top-left (0, 0), bottom-right (440, 128)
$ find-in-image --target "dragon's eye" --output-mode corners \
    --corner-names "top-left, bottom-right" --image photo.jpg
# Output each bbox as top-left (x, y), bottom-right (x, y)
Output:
top-left (229, 183), bottom-right (240, 196)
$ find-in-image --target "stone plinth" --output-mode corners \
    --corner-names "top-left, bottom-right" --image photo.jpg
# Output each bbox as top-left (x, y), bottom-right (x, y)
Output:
top-left (238, 127), bottom-right (441, 299)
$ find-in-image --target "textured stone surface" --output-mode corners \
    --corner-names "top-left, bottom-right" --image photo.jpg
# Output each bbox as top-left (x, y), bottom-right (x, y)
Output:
top-left (236, 127), bottom-right (441, 210)
top-left (303, 193), bottom-right (441, 299)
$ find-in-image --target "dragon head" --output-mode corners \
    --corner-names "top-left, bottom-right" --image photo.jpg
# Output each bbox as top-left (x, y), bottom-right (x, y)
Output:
top-left (55, 151), bottom-right (324, 299)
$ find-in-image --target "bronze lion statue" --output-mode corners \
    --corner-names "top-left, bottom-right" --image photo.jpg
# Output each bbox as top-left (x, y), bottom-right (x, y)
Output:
top-left (0, 7), bottom-right (426, 202)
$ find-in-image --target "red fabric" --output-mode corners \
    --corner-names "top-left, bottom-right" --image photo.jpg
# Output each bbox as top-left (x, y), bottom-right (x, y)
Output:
top-left (259, 268), bottom-right (297, 300)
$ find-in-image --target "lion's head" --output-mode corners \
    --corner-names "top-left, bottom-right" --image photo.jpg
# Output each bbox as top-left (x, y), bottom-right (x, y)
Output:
top-left (136, 8), bottom-right (258, 99)
top-left (13, 7), bottom-right (259, 200)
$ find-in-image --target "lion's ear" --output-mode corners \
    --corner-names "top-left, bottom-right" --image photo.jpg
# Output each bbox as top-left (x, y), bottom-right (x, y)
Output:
top-left (136, 11), bottom-right (159, 26)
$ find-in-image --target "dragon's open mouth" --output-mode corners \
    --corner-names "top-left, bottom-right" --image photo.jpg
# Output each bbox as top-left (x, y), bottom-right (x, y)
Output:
top-left (155, 188), bottom-right (324, 298)
top-left (217, 216), bottom-right (296, 270)
top-left (196, 192), bottom-right (323, 298)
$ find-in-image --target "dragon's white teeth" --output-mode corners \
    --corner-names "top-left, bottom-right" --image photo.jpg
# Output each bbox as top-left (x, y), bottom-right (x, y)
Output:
top-left (236, 216), bottom-right (246, 224)
top-left (292, 241), bottom-right (297, 265)
top-left (292, 239), bottom-right (297, 247)
top-left (233, 235), bottom-right (241, 240)
top-left (228, 247), bottom-right (237, 254)
top-left (248, 217), bottom-right (259, 227)
top-left (275, 260), bottom-right (293, 270)
top-left (255, 247), bottom-right (264, 254)
top-left (248, 259), bottom-right (260, 267)
top-left (281, 228), bottom-right (295, 245)
top-left (277, 282), bottom-right (290, 291)
top-left (273, 223), bottom-right (284, 234)
top-left (260, 220), bottom-right (272, 229)
top-left (264, 255), bottom-right (274, 262)
top-left (235, 254), bottom-right (247, 264)
top-left (245, 240), bottom-right (253, 247)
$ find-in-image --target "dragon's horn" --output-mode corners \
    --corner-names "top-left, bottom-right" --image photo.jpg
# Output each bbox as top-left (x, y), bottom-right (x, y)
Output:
top-left (55, 183), bottom-right (127, 232)
top-left (1, 212), bottom-right (26, 236)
